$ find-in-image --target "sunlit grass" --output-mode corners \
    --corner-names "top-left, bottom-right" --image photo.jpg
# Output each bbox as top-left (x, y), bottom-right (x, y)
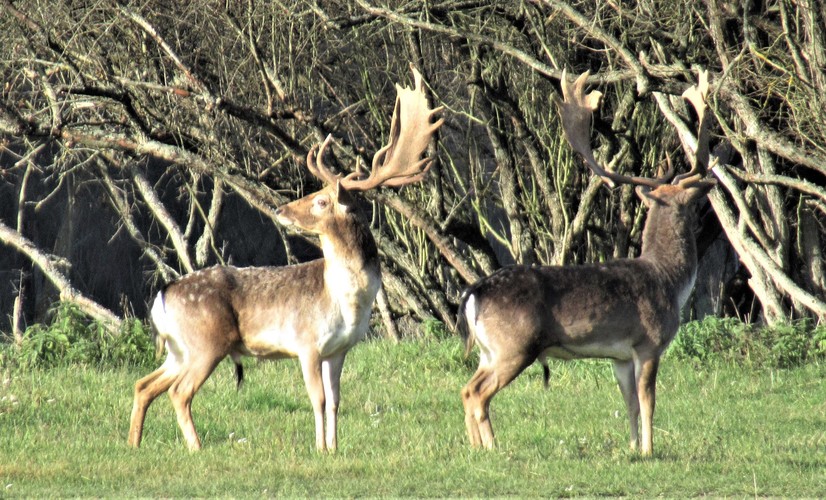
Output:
top-left (1, 338), bottom-right (825, 496)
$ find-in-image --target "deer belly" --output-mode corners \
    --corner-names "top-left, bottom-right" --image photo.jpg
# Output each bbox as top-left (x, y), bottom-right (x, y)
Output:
top-left (240, 326), bottom-right (304, 359)
top-left (542, 339), bottom-right (634, 361)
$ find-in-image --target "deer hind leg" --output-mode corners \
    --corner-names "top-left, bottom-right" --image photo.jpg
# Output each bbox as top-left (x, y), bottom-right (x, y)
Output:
top-left (168, 351), bottom-right (224, 452)
top-left (462, 357), bottom-right (531, 449)
top-left (461, 367), bottom-right (493, 447)
top-left (128, 357), bottom-right (179, 448)
top-left (300, 351), bottom-right (327, 451)
top-left (612, 359), bottom-right (640, 451)
top-left (635, 354), bottom-right (660, 456)
top-left (321, 354), bottom-right (345, 452)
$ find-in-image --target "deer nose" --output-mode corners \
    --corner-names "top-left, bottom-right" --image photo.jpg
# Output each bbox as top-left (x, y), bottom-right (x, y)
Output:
top-left (275, 206), bottom-right (283, 216)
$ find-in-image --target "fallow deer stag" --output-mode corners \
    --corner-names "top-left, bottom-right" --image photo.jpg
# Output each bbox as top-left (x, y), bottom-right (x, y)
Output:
top-left (128, 68), bottom-right (443, 452)
top-left (458, 70), bottom-right (715, 456)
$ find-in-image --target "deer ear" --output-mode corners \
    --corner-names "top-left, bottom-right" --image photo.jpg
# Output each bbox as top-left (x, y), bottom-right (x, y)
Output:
top-left (334, 180), bottom-right (356, 211)
top-left (635, 185), bottom-right (655, 207)
top-left (683, 179), bottom-right (717, 201)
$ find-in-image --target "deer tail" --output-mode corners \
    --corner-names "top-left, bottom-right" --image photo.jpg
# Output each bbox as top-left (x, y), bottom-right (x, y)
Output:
top-left (231, 353), bottom-right (244, 391)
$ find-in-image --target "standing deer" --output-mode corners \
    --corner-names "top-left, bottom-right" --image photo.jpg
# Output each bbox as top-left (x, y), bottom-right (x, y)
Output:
top-left (458, 70), bottom-right (715, 456)
top-left (128, 68), bottom-right (443, 452)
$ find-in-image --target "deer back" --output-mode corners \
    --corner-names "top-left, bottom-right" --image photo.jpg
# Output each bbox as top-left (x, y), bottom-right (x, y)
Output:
top-left (461, 262), bottom-right (672, 361)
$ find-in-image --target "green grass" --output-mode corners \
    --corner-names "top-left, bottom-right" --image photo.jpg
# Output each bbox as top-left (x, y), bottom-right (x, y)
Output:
top-left (1, 337), bottom-right (825, 497)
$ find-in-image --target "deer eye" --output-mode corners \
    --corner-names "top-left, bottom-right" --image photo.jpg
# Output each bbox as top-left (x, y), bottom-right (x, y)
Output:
top-left (315, 197), bottom-right (329, 209)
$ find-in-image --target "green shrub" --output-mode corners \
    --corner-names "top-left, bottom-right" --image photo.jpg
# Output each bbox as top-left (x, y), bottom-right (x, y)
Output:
top-left (762, 323), bottom-right (798, 368)
top-left (4, 302), bottom-right (155, 369)
top-left (811, 323), bottom-right (826, 358)
top-left (669, 316), bottom-right (743, 364)
top-left (670, 316), bottom-right (826, 368)
top-left (4, 302), bottom-right (825, 372)
top-left (420, 317), bottom-right (451, 341)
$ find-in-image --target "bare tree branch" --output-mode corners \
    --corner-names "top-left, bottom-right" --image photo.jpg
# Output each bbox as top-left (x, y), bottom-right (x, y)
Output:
top-left (0, 220), bottom-right (122, 331)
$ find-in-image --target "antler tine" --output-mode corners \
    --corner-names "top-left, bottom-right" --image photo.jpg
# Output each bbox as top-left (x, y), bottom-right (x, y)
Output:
top-left (673, 69), bottom-right (711, 185)
top-left (556, 69), bottom-right (663, 189)
top-left (305, 134), bottom-right (341, 186)
top-left (342, 67), bottom-right (444, 192)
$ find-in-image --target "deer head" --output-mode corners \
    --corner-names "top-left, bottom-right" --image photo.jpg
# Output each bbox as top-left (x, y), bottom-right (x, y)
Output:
top-left (276, 67), bottom-right (444, 237)
top-left (556, 69), bottom-right (716, 261)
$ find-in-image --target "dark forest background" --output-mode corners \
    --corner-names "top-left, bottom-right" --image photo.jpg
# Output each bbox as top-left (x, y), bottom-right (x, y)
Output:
top-left (1, 0), bottom-right (824, 342)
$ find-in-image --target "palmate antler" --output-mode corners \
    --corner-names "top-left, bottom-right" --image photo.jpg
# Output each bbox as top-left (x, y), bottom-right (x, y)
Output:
top-left (556, 69), bottom-right (713, 189)
top-left (306, 67), bottom-right (444, 191)
top-left (673, 69), bottom-right (711, 184)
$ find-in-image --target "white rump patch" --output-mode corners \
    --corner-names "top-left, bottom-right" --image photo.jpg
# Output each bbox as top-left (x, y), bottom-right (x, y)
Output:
top-left (150, 291), bottom-right (189, 365)
top-left (465, 294), bottom-right (494, 367)
top-left (464, 294), bottom-right (478, 325)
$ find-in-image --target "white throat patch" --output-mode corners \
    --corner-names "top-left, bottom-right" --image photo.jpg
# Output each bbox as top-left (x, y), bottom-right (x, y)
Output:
top-left (675, 268), bottom-right (697, 310)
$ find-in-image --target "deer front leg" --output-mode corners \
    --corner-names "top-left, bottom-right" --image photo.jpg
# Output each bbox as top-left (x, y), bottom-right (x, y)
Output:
top-left (300, 351), bottom-right (327, 451)
top-left (635, 354), bottom-right (660, 456)
top-left (321, 354), bottom-right (345, 451)
top-left (612, 359), bottom-right (640, 451)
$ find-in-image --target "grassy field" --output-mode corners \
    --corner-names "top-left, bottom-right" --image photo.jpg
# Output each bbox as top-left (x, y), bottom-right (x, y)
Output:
top-left (1, 337), bottom-right (825, 497)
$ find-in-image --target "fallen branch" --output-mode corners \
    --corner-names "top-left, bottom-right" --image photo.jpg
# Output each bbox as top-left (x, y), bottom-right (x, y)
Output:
top-left (0, 220), bottom-right (123, 332)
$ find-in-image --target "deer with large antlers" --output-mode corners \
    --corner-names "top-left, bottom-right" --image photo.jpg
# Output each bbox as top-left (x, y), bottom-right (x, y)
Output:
top-left (458, 70), bottom-right (715, 456)
top-left (128, 68), bottom-right (443, 452)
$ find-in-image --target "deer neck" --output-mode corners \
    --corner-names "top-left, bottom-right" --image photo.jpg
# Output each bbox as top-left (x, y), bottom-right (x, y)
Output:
top-left (318, 215), bottom-right (381, 305)
top-left (639, 205), bottom-right (698, 307)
